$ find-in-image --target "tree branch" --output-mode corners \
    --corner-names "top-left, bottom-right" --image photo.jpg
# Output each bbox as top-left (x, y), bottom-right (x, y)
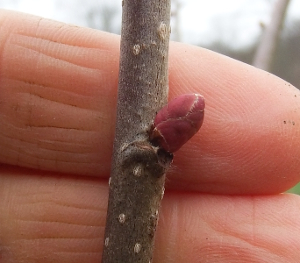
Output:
top-left (253, 0), bottom-right (291, 71)
top-left (101, 1), bottom-right (171, 262)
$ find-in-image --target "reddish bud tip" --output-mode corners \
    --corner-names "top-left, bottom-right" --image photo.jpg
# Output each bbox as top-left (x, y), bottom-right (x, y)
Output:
top-left (150, 93), bottom-right (205, 153)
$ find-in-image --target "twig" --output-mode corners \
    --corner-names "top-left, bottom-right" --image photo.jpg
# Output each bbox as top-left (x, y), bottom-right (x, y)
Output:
top-left (253, 0), bottom-right (291, 71)
top-left (101, 1), bottom-right (171, 262)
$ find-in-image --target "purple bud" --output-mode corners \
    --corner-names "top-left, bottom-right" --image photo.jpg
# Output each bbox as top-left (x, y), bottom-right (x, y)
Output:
top-left (150, 93), bottom-right (205, 153)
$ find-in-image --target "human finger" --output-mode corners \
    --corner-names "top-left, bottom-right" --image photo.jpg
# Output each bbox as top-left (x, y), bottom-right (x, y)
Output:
top-left (0, 166), bottom-right (299, 262)
top-left (1, 10), bottom-right (300, 194)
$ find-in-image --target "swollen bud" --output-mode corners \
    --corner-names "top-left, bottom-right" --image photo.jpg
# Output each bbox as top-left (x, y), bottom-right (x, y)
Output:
top-left (149, 93), bottom-right (205, 153)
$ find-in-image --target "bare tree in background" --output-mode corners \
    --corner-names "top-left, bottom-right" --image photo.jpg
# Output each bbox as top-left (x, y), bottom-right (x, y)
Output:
top-left (253, 0), bottom-right (291, 71)
top-left (272, 19), bottom-right (300, 88)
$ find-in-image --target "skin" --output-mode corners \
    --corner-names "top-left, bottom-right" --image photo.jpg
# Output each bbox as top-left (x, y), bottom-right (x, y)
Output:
top-left (0, 9), bottom-right (300, 263)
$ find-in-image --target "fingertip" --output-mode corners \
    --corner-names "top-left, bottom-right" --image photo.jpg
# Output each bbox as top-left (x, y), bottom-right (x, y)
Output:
top-left (168, 42), bottom-right (300, 194)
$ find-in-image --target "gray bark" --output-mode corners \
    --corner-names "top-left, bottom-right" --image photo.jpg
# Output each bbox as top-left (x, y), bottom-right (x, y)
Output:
top-left (101, 1), bottom-right (172, 262)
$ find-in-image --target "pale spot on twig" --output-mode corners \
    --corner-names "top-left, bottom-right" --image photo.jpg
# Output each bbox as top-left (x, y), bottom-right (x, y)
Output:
top-left (133, 44), bottom-right (141, 55)
top-left (161, 187), bottom-right (165, 199)
top-left (157, 22), bottom-right (169, 41)
top-left (104, 237), bottom-right (109, 247)
top-left (134, 243), bottom-right (142, 253)
top-left (118, 213), bottom-right (126, 224)
top-left (120, 142), bottom-right (130, 152)
top-left (133, 164), bottom-right (143, 177)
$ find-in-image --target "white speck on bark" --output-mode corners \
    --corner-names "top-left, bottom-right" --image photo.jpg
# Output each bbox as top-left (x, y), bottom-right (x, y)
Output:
top-left (108, 177), bottom-right (111, 186)
top-left (105, 237), bottom-right (109, 247)
top-left (133, 44), bottom-right (141, 55)
top-left (158, 22), bottom-right (169, 41)
top-left (133, 164), bottom-right (143, 177)
top-left (120, 143), bottom-right (130, 152)
top-left (161, 187), bottom-right (165, 199)
top-left (134, 243), bottom-right (142, 253)
top-left (118, 213), bottom-right (126, 223)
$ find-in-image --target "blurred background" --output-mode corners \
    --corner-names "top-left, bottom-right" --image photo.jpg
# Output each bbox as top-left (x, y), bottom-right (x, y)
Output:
top-left (1, 0), bottom-right (299, 194)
